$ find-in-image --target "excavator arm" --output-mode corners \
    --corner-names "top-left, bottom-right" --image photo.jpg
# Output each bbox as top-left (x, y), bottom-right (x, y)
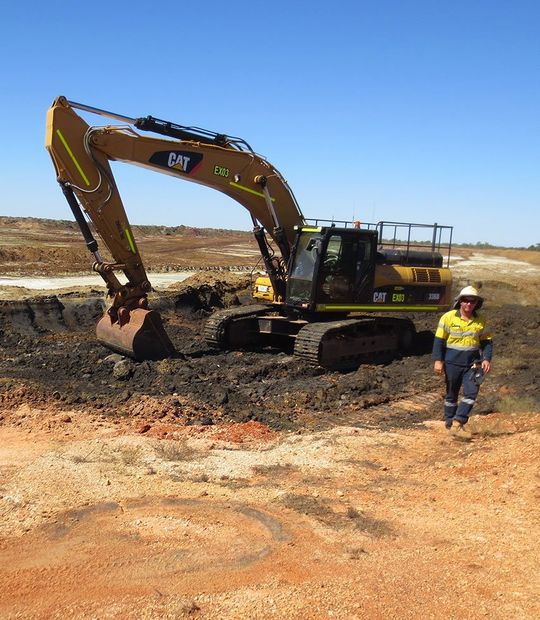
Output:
top-left (45, 96), bottom-right (304, 359)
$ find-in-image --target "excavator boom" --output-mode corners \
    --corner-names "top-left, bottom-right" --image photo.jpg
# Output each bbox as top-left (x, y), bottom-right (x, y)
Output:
top-left (45, 97), bottom-right (304, 359)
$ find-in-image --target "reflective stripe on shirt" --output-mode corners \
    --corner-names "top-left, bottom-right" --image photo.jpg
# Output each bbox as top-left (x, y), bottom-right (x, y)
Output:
top-left (446, 343), bottom-right (480, 351)
top-left (432, 308), bottom-right (493, 366)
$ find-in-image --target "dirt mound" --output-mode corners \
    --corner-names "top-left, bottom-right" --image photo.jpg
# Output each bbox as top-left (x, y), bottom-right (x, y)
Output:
top-left (0, 216), bottom-right (259, 277)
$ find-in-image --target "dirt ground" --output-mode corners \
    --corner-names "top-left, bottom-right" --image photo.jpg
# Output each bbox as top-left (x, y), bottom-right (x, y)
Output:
top-left (0, 218), bottom-right (539, 619)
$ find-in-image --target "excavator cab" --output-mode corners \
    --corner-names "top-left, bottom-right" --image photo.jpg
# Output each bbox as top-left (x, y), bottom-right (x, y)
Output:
top-left (287, 227), bottom-right (377, 310)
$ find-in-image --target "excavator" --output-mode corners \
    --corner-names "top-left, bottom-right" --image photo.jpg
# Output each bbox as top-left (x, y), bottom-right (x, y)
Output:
top-left (45, 97), bottom-right (453, 369)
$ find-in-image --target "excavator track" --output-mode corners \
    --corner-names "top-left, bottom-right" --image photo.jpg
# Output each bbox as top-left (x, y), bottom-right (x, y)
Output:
top-left (204, 304), bottom-right (271, 349)
top-left (294, 318), bottom-right (405, 370)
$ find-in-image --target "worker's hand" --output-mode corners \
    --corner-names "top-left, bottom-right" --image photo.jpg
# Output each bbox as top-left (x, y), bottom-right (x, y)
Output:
top-left (481, 360), bottom-right (491, 374)
top-left (434, 360), bottom-right (445, 376)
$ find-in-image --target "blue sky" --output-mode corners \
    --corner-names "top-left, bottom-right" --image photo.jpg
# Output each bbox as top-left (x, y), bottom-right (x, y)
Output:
top-left (1, 0), bottom-right (538, 247)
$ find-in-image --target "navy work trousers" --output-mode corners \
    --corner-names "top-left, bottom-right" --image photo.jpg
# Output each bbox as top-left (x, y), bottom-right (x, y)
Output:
top-left (443, 362), bottom-right (480, 426)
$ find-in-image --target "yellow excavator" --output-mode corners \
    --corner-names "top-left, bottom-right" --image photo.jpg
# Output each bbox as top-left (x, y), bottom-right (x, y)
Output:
top-left (45, 97), bottom-right (453, 369)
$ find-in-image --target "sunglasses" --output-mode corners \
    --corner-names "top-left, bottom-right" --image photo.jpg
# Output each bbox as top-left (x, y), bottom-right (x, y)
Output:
top-left (461, 298), bottom-right (478, 304)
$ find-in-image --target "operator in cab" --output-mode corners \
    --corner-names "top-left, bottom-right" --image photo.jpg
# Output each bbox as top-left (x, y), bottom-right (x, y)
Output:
top-left (432, 286), bottom-right (493, 439)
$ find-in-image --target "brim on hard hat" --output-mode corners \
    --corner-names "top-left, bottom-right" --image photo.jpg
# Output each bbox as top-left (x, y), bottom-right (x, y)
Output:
top-left (453, 293), bottom-right (484, 310)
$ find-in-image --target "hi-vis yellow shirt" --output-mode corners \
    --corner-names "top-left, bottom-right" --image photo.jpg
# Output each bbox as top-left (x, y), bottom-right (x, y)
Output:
top-left (432, 309), bottom-right (493, 366)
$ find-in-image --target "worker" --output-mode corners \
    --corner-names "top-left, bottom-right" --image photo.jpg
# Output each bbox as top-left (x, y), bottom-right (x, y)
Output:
top-left (432, 285), bottom-right (493, 438)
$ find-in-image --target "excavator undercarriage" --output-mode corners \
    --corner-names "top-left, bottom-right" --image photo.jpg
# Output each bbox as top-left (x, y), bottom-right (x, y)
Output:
top-left (203, 306), bottom-right (416, 370)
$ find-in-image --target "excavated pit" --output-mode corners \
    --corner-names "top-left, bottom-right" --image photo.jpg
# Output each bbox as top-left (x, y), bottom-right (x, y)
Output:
top-left (0, 277), bottom-right (538, 432)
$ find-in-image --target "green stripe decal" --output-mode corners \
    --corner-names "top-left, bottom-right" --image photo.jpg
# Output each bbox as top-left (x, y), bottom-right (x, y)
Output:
top-left (124, 228), bottom-right (137, 254)
top-left (229, 181), bottom-right (275, 201)
top-left (56, 129), bottom-right (91, 186)
top-left (316, 304), bottom-right (441, 312)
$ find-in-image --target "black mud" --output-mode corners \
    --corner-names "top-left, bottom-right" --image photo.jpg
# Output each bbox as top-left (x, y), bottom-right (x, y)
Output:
top-left (0, 282), bottom-right (538, 431)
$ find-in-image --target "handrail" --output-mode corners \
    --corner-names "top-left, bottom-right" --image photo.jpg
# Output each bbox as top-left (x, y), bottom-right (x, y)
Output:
top-left (305, 218), bottom-right (454, 267)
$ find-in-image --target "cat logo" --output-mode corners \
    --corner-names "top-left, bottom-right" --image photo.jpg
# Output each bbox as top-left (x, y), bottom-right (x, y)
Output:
top-left (149, 151), bottom-right (203, 175)
top-left (168, 152), bottom-right (191, 171)
top-left (373, 292), bottom-right (387, 303)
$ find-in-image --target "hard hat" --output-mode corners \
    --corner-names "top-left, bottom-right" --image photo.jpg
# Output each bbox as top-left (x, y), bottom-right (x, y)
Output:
top-left (453, 285), bottom-right (484, 310)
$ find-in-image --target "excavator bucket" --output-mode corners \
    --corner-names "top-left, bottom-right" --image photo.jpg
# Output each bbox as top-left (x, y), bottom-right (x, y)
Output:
top-left (96, 308), bottom-right (176, 361)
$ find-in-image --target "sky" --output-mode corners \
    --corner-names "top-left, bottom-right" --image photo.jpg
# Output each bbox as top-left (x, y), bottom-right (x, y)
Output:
top-left (1, 0), bottom-right (539, 248)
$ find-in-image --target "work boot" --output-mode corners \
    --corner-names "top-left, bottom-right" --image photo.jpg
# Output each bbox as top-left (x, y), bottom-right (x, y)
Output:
top-left (451, 422), bottom-right (472, 441)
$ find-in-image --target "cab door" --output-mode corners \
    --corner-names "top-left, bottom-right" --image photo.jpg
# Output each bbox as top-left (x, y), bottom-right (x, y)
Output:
top-left (315, 230), bottom-right (376, 305)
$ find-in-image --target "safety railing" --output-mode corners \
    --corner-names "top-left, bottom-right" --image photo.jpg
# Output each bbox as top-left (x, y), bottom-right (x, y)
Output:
top-left (305, 218), bottom-right (454, 267)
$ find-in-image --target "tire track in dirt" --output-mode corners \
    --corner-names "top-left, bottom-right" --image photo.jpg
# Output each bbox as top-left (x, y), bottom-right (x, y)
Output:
top-left (0, 494), bottom-right (342, 618)
top-left (330, 390), bottom-right (442, 427)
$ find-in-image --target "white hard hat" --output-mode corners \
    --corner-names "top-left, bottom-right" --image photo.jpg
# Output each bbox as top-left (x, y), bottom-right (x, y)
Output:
top-left (453, 285), bottom-right (484, 309)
